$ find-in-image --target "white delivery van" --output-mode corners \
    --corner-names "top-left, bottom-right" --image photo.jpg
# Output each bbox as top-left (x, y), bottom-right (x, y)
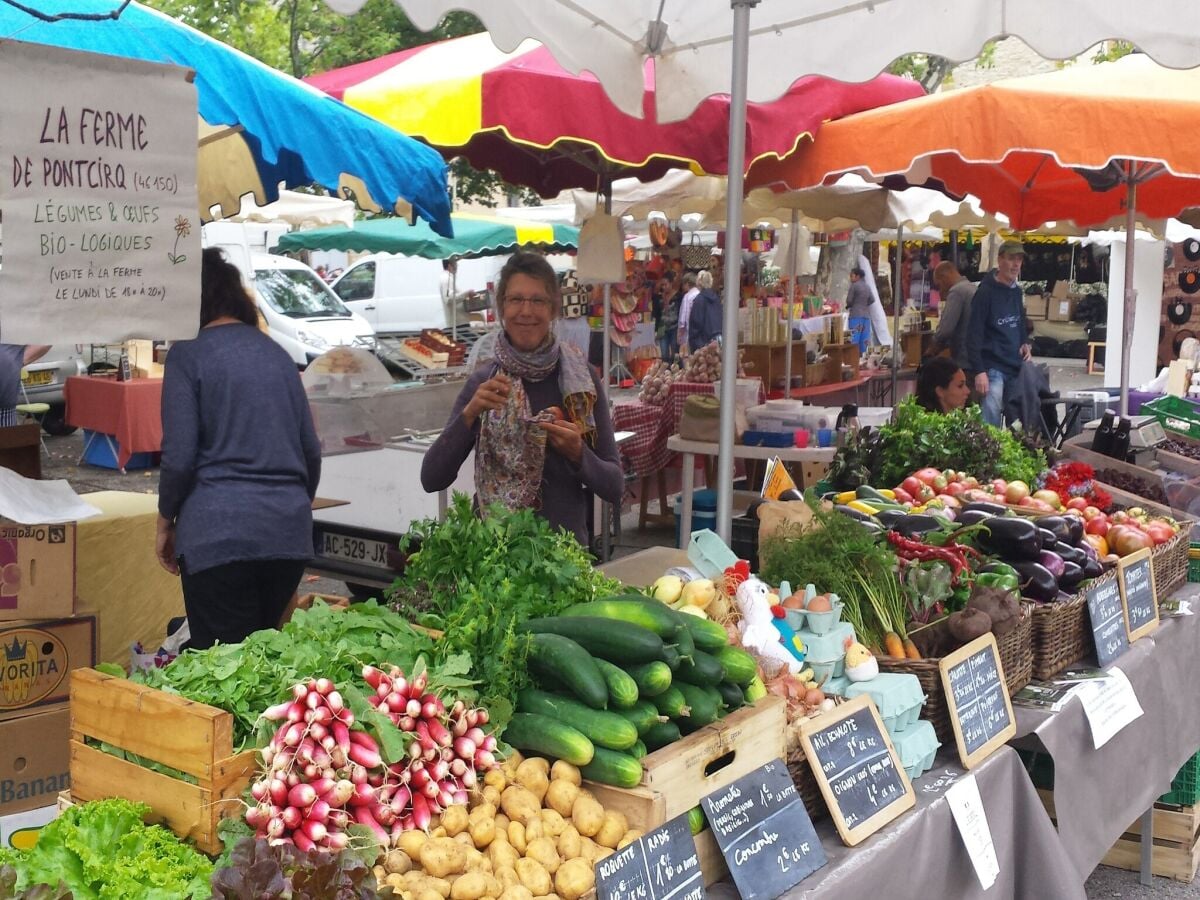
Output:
top-left (202, 223), bottom-right (377, 367)
top-left (330, 253), bottom-right (505, 335)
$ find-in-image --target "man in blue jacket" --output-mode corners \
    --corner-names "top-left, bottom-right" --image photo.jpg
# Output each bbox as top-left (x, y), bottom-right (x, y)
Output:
top-left (965, 241), bottom-right (1031, 426)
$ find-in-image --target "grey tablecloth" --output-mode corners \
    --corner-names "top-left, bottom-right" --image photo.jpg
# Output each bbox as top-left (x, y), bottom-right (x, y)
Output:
top-left (707, 745), bottom-right (1083, 900)
top-left (1012, 585), bottom-right (1200, 883)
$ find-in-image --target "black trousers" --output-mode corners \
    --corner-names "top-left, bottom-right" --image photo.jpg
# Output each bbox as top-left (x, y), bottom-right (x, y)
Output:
top-left (180, 558), bottom-right (307, 649)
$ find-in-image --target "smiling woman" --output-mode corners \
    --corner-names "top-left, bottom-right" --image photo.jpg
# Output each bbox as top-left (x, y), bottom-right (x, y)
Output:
top-left (420, 251), bottom-right (623, 549)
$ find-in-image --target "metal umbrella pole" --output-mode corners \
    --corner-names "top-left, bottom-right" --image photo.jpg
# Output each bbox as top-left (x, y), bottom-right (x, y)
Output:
top-left (714, 0), bottom-right (756, 544)
top-left (1120, 166), bottom-right (1137, 417)
top-left (600, 183), bottom-right (615, 561)
top-left (892, 225), bottom-right (904, 405)
top-left (784, 209), bottom-right (800, 396)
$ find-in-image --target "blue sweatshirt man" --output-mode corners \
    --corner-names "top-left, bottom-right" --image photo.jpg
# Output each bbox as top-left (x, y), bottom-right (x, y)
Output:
top-left (965, 241), bottom-right (1031, 426)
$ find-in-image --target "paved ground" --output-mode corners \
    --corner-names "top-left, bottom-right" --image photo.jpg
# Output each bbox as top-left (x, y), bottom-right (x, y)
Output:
top-left (44, 358), bottom-right (1194, 896)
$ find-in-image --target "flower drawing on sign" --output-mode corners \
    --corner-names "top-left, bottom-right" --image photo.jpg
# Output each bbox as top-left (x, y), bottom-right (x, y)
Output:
top-left (168, 215), bottom-right (191, 265)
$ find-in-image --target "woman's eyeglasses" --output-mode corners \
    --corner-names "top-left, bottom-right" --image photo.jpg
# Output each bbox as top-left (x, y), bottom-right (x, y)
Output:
top-left (505, 295), bottom-right (553, 310)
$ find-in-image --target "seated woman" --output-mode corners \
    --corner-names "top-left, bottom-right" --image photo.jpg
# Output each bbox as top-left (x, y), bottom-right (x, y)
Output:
top-left (421, 251), bottom-right (623, 548)
top-left (915, 355), bottom-right (971, 414)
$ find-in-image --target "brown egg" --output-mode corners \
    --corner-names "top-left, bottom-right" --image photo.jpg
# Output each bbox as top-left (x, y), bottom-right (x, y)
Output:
top-left (807, 595), bottom-right (833, 613)
top-left (783, 593), bottom-right (806, 610)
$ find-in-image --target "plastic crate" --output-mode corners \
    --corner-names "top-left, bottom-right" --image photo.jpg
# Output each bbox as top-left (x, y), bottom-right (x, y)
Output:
top-left (1189, 543), bottom-right (1200, 584)
top-left (730, 515), bottom-right (759, 570)
top-left (1160, 751), bottom-right (1200, 806)
top-left (1144, 395), bottom-right (1200, 441)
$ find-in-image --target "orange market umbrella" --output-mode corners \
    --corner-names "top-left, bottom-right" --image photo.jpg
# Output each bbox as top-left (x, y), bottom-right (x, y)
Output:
top-left (749, 55), bottom-right (1200, 414)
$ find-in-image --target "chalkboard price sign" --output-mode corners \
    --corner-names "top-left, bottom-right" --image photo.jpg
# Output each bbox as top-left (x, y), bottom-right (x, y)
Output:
top-left (1085, 574), bottom-right (1129, 667)
top-left (1118, 548), bottom-right (1159, 642)
top-left (798, 696), bottom-right (915, 847)
top-left (594, 812), bottom-right (704, 900)
top-left (701, 758), bottom-right (825, 899)
top-left (938, 633), bottom-right (1017, 769)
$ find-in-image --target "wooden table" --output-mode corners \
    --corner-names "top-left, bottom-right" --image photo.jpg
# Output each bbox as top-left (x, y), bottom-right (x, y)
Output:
top-left (667, 434), bottom-right (835, 547)
top-left (65, 376), bottom-right (163, 471)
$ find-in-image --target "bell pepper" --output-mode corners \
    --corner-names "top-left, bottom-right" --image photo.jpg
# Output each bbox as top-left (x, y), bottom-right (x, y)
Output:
top-left (975, 571), bottom-right (1020, 592)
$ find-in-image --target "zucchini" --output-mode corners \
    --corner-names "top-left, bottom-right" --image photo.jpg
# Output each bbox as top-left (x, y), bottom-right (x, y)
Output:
top-left (687, 806), bottom-right (707, 835)
top-left (519, 617), bottom-right (664, 665)
top-left (579, 746), bottom-right (643, 788)
top-left (503, 712), bottom-right (594, 766)
top-left (675, 649), bottom-right (726, 687)
top-left (673, 623), bottom-right (696, 661)
top-left (653, 685), bottom-right (690, 719)
top-left (593, 658), bottom-right (640, 709)
top-left (673, 612), bottom-right (729, 652)
top-left (627, 661), bottom-right (672, 697)
top-left (714, 645), bottom-right (758, 686)
top-left (716, 681), bottom-right (745, 710)
top-left (642, 720), bottom-right (681, 752)
top-left (527, 633), bottom-right (608, 709)
top-left (562, 598), bottom-right (681, 638)
top-left (516, 688), bottom-right (639, 751)
top-left (744, 675), bottom-right (768, 702)
top-left (677, 683), bottom-right (719, 726)
top-left (617, 700), bottom-right (666, 735)
top-left (629, 740), bottom-right (648, 760)
top-left (661, 645), bottom-right (682, 671)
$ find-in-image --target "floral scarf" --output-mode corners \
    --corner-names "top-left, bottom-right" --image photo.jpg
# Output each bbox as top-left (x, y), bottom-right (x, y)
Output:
top-left (476, 331), bottom-right (597, 512)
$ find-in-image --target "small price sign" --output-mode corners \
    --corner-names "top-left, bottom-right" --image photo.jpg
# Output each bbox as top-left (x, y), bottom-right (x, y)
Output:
top-left (798, 695), bottom-right (915, 846)
top-left (939, 633), bottom-right (1016, 769)
top-left (1118, 548), bottom-right (1159, 642)
top-left (594, 812), bottom-right (704, 900)
top-left (1085, 574), bottom-right (1129, 667)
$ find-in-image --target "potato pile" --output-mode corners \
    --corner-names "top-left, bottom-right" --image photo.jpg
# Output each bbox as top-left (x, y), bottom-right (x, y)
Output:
top-left (374, 753), bottom-right (643, 900)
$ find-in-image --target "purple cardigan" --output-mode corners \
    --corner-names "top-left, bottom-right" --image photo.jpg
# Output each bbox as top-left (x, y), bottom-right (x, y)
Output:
top-left (421, 366), bottom-right (624, 547)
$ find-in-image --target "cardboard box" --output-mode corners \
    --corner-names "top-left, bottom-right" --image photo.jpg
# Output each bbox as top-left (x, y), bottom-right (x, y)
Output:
top-left (0, 616), bottom-right (96, 722)
top-left (0, 803), bottom-right (58, 850)
top-left (1024, 294), bottom-right (1049, 318)
top-left (0, 707), bottom-right (70, 815)
top-left (1051, 281), bottom-right (1071, 300)
top-left (1048, 296), bottom-right (1080, 322)
top-left (0, 523), bottom-right (76, 621)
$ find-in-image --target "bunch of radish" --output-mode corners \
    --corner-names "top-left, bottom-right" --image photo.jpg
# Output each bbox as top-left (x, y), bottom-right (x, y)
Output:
top-left (361, 664), bottom-right (499, 836)
top-left (245, 666), bottom-right (500, 853)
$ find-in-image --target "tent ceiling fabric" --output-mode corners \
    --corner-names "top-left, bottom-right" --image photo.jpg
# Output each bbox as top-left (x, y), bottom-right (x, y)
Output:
top-left (321, 0), bottom-right (1200, 122)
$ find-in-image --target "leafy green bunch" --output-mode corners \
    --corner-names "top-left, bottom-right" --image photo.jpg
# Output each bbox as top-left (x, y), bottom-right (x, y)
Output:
top-left (0, 799), bottom-right (212, 900)
top-left (871, 397), bottom-right (1045, 487)
top-left (390, 494), bottom-right (621, 731)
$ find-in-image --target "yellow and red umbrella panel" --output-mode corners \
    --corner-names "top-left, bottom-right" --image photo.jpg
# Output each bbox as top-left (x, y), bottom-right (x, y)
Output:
top-left (306, 31), bottom-right (924, 197)
top-left (748, 55), bottom-right (1200, 231)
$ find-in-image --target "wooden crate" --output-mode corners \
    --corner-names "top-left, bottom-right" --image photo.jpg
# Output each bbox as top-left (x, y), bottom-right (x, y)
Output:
top-left (585, 695), bottom-right (787, 886)
top-left (741, 343), bottom-right (806, 392)
top-left (69, 668), bottom-right (257, 854)
top-left (1038, 789), bottom-right (1200, 883)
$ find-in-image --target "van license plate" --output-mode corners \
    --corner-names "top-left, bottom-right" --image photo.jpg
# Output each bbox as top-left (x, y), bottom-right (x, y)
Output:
top-left (320, 531), bottom-right (390, 569)
top-left (21, 370), bottom-right (53, 386)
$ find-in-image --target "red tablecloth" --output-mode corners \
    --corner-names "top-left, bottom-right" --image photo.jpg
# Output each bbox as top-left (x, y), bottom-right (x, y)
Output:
top-left (65, 376), bottom-right (163, 468)
top-left (613, 380), bottom-right (763, 479)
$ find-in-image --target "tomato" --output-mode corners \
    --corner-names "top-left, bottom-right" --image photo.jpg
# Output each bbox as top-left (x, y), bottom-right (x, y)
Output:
top-left (1032, 489), bottom-right (1063, 509)
top-left (1085, 517), bottom-right (1110, 537)
top-left (1004, 480), bottom-right (1030, 504)
top-left (1017, 496), bottom-right (1036, 507)
top-left (1108, 524), bottom-right (1154, 557)
top-left (1066, 497), bottom-right (1089, 511)
top-left (901, 476), bottom-right (923, 497)
top-left (1028, 499), bottom-right (1057, 513)
top-left (1084, 534), bottom-right (1109, 557)
top-left (936, 494), bottom-right (962, 509)
top-left (932, 475), bottom-right (949, 493)
top-left (942, 469), bottom-right (962, 483)
top-left (1082, 506), bottom-right (1102, 520)
top-left (1146, 521), bottom-right (1177, 545)
top-left (892, 487), bottom-right (914, 505)
top-left (1110, 511), bottom-right (1130, 524)
top-left (916, 484), bottom-right (936, 503)
top-left (962, 476), bottom-right (980, 489)
top-left (945, 481), bottom-right (967, 497)
top-left (914, 468), bottom-right (942, 486)
top-left (992, 479), bottom-right (1008, 495)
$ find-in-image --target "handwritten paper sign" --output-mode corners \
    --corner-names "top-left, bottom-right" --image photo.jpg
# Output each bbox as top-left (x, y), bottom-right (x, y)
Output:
top-left (945, 774), bottom-right (1000, 890)
top-left (798, 695), bottom-right (915, 846)
top-left (939, 633), bottom-right (1016, 769)
top-left (1118, 549), bottom-right (1159, 641)
top-left (1078, 668), bottom-right (1144, 749)
top-left (701, 759), bottom-right (825, 899)
top-left (595, 812), bottom-right (704, 900)
top-left (1085, 575), bottom-right (1129, 667)
top-left (0, 40), bottom-right (200, 343)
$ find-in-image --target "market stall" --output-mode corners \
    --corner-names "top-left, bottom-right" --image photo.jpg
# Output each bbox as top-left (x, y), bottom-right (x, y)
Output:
top-left (64, 375), bottom-right (163, 471)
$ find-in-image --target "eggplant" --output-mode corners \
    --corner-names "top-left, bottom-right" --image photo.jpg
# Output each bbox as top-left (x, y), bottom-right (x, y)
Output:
top-left (956, 509), bottom-right (993, 527)
top-left (1082, 557), bottom-right (1105, 579)
top-left (978, 516), bottom-right (1043, 561)
top-left (1038, 516), bottom-right (1072, 544)
top-left (875, 508), bottom-right (908, 528)
top-left (891, 514), bottom-right (944, 538)
top-left (1053, 541), bottom-right (1088, 568)
top-left (835, 504), bottom-right (874, 523)
top-left (1038, 527), bottom-right (1059, 549)
top-left (1059, 561), bottom-right (1085, 590)
top-left (1064, 517), bottom-right (1085, 546)
top-left (1038, 550), bottom-right (1066, 579)
top-left (962, 501), bottom-right (1010, 517)
top-left (1012, 560), bottom-right (1060, 602)
top-left (857, 520), bottom-right (885, 536)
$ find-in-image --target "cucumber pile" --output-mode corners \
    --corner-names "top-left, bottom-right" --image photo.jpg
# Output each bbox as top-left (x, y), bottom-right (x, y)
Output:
top-left (507, 595), bottom-right (766, 787)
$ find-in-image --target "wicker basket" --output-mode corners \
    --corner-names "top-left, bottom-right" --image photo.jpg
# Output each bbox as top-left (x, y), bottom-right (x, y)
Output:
top-left (1151, 528), bottom-right (1191, 598)
top-left (877, 603), bottom-right (1033, 745)
top-left (1029, 589), bottom-right (1093, 681)
top-left (786, 745), bottom-right (829, 822)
